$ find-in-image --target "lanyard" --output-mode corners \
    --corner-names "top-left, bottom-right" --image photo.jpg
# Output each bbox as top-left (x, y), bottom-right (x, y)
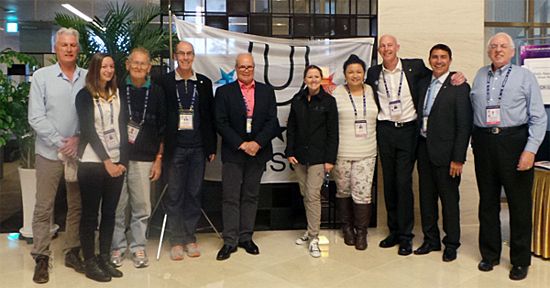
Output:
top-left (176, 81), bottom-right (197, 111)
top-left (423, 79), bottom-right (438, 115)
top-left (382, 69), bottom-right (404, 99)
top-left (345, 85), bottom-right (367, 119)
top-left (126, 85), bottom-right (150, 126)
top-left (486, 65), bottom-right (512, 104)
top-left (242, 88), bottom-right (253, 116)
top-left (95, 97), bottom-right (114, 132)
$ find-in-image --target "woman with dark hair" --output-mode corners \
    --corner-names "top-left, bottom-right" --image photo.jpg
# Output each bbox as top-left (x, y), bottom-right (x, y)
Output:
top-left (75, 53), bottom-right (128, 282)
top-left (286, 65), bottom-right (338, 258)
top-left (333, 54), bottom-right (378, 250)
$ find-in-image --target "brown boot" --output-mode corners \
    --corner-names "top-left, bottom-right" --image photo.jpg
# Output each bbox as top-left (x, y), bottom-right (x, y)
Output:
top-left (337, 197), bottom-right (355, 246)
top-left (354, 203), bottom-right (372, 250)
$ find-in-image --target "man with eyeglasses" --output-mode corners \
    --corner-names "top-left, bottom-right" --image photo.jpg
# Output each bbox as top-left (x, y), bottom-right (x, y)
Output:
top-left (214, 53), bottom-right (280, 260)
top-left (110, 47), bottom-right (166, 268)
top-left (471, 32), bottom-right (547, 281)
top-left (160, 41), bottom-right (217, 261)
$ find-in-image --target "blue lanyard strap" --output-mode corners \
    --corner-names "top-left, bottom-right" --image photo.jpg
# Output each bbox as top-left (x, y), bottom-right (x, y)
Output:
top-left (345, 85), bottom-right (367, 119)
top-left (486, 65), bottom-right (512, 104)
top-left (176, 81), bottom-right (197, 111)
top-left (382, 69), bottom-right (404, 99)
top-left (95, 97), bottom-right (114, 132)
top-left (126, 85), bottom-right (150, 126)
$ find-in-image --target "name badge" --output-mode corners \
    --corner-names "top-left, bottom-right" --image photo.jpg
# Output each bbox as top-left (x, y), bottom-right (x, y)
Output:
top-left (104, 128), bottom-right (119, 151)
top-left (179, 110), bottom-right (194, 130)
top-left (355, 120), bottom-right (367, 138)
top-left (486, 105), bottom-right (501, 125)
top-left (246, 117), bottom-right (253, 134)
top-left (127, 121), bottom-right (140, 144)
top-left (389, 100), bottom-right (402, 121)
top-left (422, 116), bottom-right (429, 135)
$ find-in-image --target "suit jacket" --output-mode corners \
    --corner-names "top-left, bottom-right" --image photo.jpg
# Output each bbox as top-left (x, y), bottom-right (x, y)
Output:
top-left (417, 72), bottom-right (473, 166)
top-left (160, 71), bottom-right (217, 159)
top-left (215, 81), bottom-right (280, 164)
top-left (366, 58), bottom-right (431, 112)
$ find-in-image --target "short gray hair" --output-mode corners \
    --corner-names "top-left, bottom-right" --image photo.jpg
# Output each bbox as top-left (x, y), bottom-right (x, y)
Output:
top-left (55, 27), bottom-right (80, 44)
top-left (487, 32), bottom-right (515, 50)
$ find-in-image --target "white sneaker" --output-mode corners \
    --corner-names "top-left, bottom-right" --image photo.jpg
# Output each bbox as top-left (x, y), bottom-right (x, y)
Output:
top-left (132, 249), bottom-right (149, 268)
top-left (111, 249), bottom-right (124, 267)
top-left (309, 238), bottom-right (321, 258)
top-left (295, 232), bottom-right (310, 245)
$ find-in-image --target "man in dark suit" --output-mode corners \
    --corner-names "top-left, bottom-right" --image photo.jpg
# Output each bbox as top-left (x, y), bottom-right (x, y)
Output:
top-left (413, 44), bottom-right (472, 262)
top-left (365, 35), bottom-right (464, 256)
top-left (214, 53), bottom-right (280, 260)
top-left (160, 41), bottom-right (217, 260)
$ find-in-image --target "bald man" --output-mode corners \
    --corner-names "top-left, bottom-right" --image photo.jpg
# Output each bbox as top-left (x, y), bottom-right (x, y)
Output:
top-left (214, 53), bottom-right (280, 260)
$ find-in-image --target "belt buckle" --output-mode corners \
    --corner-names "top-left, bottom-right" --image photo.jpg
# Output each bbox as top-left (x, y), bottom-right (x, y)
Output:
top-left (394, 122), bottom-right (404, 128)
top-left (490, 127), bottom-right (501, 135)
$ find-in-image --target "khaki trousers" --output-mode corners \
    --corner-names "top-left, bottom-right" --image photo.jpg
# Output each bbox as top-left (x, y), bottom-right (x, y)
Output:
top-left (294, 164), bottom-right (324, 238)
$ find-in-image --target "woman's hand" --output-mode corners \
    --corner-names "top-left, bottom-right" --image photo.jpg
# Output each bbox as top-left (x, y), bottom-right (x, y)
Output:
top-left (104, 159), bottom-right (124, 177)
top-left (288, 156), bottom-right (299, 165)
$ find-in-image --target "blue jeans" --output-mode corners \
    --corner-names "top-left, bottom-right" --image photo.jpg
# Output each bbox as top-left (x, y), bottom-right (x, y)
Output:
top-left (165, 147), bottom-right (205, 245)
top-left (112, 161), bottom-right (153, 253)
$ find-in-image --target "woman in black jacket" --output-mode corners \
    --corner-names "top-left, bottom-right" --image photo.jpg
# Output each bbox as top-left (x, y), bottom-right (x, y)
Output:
top-left (75, 53), bottom-right (128, 282)
top-left (285, 65), bottom-right (338, 258)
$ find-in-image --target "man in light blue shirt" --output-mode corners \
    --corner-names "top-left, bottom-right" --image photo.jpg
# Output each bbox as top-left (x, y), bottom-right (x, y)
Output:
top-left (470, 32), bottom-right (547, 281)
top-left (28, 27), bottom-right (87, 284)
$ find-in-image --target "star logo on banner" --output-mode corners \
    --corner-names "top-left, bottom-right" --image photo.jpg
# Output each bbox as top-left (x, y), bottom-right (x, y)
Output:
top-left (321, 73), bottom-right (337, 94)
top-left (215, 68), bottom-right (235, 85)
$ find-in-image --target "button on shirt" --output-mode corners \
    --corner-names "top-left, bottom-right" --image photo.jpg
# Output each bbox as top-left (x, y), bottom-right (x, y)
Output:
top-left (377, 59), bottom-right (417, 122)
top-left (239, 80), bottom-right (255, 117)
top-left (28, 63), bottom-right (87, 160)
top-left (420, 72), bottom-right (449, 137)
top-left (470, 63), bottom-right (547, 153)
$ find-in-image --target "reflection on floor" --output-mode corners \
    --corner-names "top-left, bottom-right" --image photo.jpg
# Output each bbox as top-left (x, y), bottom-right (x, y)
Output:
top-left (1, 149), bottom-right (549, 287)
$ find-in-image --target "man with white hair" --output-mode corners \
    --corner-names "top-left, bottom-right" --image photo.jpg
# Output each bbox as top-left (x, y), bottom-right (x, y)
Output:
top-left (471, 32), bottom-right (547, 281)
top-left (28, 27), bottom-right (87, 283)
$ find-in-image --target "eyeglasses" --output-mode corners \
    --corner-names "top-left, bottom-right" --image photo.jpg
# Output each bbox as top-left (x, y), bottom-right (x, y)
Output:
top-left (175, 51), bottom-right (194, 57)
top-left (489, 44), bottom-right (511, 50)
top-left (237, 65), bottom-right (255, 71)
top-left (130, 61), bottom-right (149, 69)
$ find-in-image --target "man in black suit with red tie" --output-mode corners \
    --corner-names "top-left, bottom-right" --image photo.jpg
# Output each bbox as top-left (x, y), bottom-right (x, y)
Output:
top-left (413, 44), bottom-right (472, 262)
top-left (214, 53), bottom-right (280, 260)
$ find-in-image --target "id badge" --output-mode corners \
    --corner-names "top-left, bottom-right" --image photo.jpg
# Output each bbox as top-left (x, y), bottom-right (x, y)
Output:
top-left (355, 120), bottom-right (367, 138)
top-left (486, 105), bottom-right (501, 125)
top-left (104, 129), bottom-right (119, 151)
top-left (389, 100), bottom-right (402, 120)
top-left (422, 116), bottom-right (429, 134)
top-left (246, 117), bottom-right (253, 134)
top-left (178, 110), bottom-right (194, 130)
top-left (127, 121), bottom-right (140, 144)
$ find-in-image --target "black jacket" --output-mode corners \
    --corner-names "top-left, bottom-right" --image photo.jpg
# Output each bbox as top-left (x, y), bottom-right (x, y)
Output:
top-left (215, 80), bottom-right (280, 164)
top-left (75, 88), bottom-right (129, 166)
top-left (285, 87), bottom-right (338, 165)
top-left (160, 71), bottom-right (217, 159)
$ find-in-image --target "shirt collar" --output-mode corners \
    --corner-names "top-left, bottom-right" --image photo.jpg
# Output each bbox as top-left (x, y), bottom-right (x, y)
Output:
top-left (55, 62), bottom-right (83, 82)
top-left (382, 58), bottom-right (403, 73)
top-left (175, 70), bottom-right (197, 81)
top-left (238, 80), bottom-right (255, 89)
top-left (125, 75), bottom-right (151, 88)
top-left (431, 71), bottom-right (450, 84)
top-left (490, 63), bottom-right (512, 76)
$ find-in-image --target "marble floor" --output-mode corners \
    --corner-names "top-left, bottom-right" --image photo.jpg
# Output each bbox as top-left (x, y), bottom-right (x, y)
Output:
top-left (1, 149), bottom-right (549, 287)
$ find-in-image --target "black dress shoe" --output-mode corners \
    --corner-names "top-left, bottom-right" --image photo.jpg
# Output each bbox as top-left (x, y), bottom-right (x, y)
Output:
top-left (65, 248), bottom-right (85, 273)
top-left (478, 259), bottom-right (499, 271)
top-left (379, 234), bottom-right (399, 248)
top-left (442, 248), bottom-right (457, 262)
top-left (398, 240), bottom-right (412, 256)
top-left (33, 255), bottom-right (49, 284)
top-left (509, 265), bottom-right (529, 281)
top-left (216, 245), bottom-right (237, 261)
top-left (98, 254), bottom-right (123, 278)
top-left (238, 240), bottom-right (260, 255)
top-left (84, 257), bottom-right (111, 282)
top-left (413, 242), bottom-right (441, 255)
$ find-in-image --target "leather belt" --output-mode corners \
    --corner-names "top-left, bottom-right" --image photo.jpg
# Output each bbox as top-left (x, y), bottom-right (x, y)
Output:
top-left (379, 120), bottom-right (416, 128)
top-left (474, 125), bottom-right (527, 135)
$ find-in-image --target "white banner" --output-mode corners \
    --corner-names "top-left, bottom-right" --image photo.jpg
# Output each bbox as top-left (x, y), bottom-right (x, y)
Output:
top-left (174, 18), bottom-right (374, 183)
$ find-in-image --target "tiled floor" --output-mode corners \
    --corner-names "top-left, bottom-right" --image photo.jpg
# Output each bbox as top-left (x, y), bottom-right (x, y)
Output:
top-left (1, 149), bottom-right (549, 287)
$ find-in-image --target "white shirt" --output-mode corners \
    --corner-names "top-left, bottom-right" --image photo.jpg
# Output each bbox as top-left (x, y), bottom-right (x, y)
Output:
top-left (376, 59), bottom-right (417, 122)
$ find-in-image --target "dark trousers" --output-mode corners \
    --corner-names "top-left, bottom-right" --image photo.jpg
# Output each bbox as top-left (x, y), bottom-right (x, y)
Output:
top-left (377, 121), bottom-right (417, 241)
top-left (78, 162), bottom-right (124, 261)
top-left (472, 127), bottom-right (533, 266)
top-left (417, 138), bottom-right (461, 249)
top-left (165, 147), bottom-right (205, 245)
top-left (221, 160), bottom-right (265, 246)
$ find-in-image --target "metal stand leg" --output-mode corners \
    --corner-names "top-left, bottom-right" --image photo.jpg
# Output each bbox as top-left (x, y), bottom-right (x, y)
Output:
top-left (156, 213), bottom-right (168, 261)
